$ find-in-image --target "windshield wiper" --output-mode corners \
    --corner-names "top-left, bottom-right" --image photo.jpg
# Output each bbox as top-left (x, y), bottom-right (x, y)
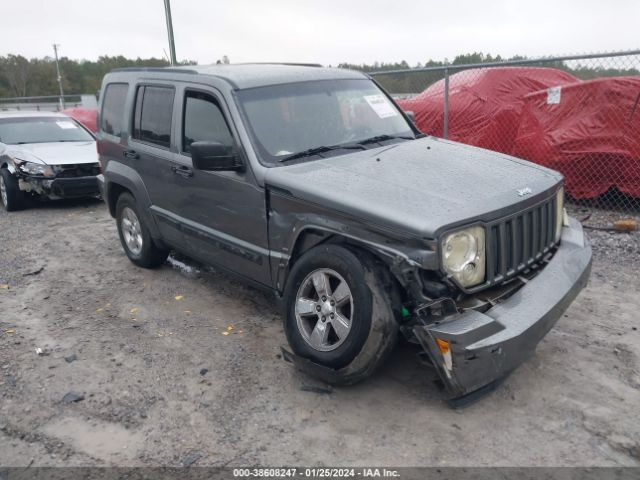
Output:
top-left (357, 134), bottom-right (415, 146)
top-left (278, 143), bottom-right (366, 163)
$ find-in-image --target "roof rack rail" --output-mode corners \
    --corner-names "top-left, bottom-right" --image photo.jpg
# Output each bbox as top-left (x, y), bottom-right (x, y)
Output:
top-left (246, 62), bottom-right (323, 67)
top-left (110, 67), bottom-right (198, 74)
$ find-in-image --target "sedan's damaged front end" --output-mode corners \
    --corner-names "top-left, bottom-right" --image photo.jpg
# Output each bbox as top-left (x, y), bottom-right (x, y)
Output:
top-left (14, 160), bottom-right (101, 200)
top-left (0, 112), bottom-right (100, 210)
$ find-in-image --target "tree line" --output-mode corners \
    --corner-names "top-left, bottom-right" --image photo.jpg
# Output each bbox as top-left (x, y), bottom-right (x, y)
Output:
top-left (0, 55), bottom-right (195, 99)
top-left (1, 52), bottom-right (637, 98)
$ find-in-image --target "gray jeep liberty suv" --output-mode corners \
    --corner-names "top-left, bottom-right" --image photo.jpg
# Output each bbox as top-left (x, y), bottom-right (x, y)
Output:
top-left (97, 64), bottom-right (592, 400)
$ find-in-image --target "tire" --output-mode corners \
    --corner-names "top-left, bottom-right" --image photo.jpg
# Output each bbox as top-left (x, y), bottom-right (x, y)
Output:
top-left (0, 168), bottom-right (25, 212)
top-left (115, 192), bottom-right (169, 268)
top-left (284, 244), bottom-right (399, 383)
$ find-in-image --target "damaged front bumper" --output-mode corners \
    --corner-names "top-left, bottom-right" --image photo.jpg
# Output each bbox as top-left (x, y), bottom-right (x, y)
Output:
top-left (415, 216), bottom-right (592, 399)
top-left (19, 175), bottom-right (99, 199)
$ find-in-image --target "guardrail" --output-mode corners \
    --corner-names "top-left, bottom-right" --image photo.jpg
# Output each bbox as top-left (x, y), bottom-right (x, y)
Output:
top-left (0, 94), bottom-right (97, 112)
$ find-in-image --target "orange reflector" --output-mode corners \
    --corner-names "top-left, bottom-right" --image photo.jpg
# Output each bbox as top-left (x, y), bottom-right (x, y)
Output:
top-left (435, 338), bottom-right (450, 355)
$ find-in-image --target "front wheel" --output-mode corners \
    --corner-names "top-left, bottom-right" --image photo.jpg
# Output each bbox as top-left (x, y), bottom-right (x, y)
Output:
top-left (284, 244), bottom-right (399, 383)
top-left (115, 192), bottom-right (169, 268)
top-left (0, 168), bottom-right (26, 212)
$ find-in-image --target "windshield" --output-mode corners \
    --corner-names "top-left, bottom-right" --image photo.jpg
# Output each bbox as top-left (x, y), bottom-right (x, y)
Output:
top-left (236, 79), bottom-right (414, 165)
top-left (0, 117), bottom-right (94, 145)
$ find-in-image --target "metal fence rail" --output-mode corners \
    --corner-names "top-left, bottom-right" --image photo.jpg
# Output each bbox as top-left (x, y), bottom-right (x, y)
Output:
top-left (0, 94), bottom-right (96, 112)
top-left (371, 50), bottom-right (640, 213)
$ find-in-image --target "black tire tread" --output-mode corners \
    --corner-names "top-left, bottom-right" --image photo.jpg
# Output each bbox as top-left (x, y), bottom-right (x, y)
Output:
top-left (0, 168), bottom-right (25, 212)
top-left (330, 249), bottom-right (400, 384)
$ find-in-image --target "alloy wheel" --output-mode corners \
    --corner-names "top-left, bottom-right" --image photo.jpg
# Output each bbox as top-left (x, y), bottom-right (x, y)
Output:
top-left (295, 268), bottom-right (354, 352)
top-left (0, 175), bottom-right (7, 207)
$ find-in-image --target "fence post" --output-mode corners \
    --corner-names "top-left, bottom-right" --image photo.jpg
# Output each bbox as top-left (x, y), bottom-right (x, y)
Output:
top-left (443, 67), bottom-right (449, 139)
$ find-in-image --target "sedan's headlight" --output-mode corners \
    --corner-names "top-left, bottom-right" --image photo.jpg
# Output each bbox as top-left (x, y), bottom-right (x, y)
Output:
top-left (16, 160), bottom-right (55, 177)
top-left (441, 225), bottom-right (486, 288)
top-left (555, 187), bottom-right (564, 243)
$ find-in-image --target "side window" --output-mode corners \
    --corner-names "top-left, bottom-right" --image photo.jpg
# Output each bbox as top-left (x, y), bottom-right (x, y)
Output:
top-left (182, 91), bottom-right (233, 153)
top-left (132, 85), bottom-right (174, 148)
top-left (100, 83), bottom-right (128, 136)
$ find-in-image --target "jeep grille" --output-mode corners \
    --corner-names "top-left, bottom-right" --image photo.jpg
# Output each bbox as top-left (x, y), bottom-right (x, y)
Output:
top-left (485, 194), bottom-right (559, 287)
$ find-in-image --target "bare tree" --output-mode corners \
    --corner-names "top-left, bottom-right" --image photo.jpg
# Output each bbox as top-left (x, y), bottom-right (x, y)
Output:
top-left (1, 55), bottom-right (31, 97)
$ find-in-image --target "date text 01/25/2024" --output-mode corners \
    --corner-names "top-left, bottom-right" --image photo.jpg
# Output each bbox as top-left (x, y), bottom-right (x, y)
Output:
top-left (232, 468), bottom-right (400, 478)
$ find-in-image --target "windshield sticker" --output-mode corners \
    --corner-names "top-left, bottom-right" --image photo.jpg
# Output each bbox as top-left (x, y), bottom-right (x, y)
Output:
top-left (364, 94), bottom-right (398, 118)
top-left (547, 86), bottom-right (562, 105)
top-left (56, 121), bottom-right (78, 129)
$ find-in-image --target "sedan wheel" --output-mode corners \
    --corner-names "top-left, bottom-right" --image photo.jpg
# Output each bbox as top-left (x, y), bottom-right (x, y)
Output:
top-left (295, 268), bottom-right (353, 352)
top-left (0, 168), bottom-right (25, 211)
top-left (0, 175), bottom-right (7, 207)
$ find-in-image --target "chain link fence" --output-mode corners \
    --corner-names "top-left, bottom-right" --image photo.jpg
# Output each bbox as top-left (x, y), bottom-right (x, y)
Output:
top-left (370, 50), bottom-right (640, 215)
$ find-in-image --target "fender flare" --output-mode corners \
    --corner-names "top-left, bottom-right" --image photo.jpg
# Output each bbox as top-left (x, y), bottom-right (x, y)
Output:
top-left (104, 162), bottom-right (162, 240)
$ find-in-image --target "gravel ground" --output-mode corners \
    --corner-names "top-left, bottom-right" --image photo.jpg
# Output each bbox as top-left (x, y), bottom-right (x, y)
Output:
top-left (1, 199), bottom-right (639, 467)
top-left (569, 204), bottom-right (640, 253)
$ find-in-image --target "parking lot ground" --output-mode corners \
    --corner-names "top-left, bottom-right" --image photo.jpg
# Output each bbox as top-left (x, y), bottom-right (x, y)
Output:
top-left (0, 199), bottom-right (639, 467)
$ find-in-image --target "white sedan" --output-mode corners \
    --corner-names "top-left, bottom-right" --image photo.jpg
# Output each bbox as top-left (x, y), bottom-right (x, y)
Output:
top-left (0, 111), bottom-right (100, 211)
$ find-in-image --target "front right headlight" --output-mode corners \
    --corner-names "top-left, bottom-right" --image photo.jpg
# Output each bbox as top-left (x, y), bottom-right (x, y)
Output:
top-left (17, 160), bottom-right (55, 177)
top-left (441, 225), bottom-right (486, 288)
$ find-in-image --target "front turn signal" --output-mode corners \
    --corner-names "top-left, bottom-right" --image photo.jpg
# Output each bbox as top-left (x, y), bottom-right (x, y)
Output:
top-left (435, 338), bottom-right (450, 355)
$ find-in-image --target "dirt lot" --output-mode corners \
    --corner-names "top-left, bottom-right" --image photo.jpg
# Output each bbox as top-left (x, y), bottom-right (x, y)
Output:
top-left (0, 199), bottom-right (639, 467)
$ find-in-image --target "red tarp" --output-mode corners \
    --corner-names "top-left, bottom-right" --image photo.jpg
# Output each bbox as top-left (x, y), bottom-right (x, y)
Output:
top-left (397, 67), bottom-right (578, 154)
top-left (62, 107), bottom-right (98, 133)
top-left (512, 77), bottom-right (640, 199)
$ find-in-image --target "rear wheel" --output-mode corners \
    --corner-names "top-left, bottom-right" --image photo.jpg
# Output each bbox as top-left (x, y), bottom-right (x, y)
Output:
top-left (0, 168), bottom-right (25, 212)
top-left (116, 192), bottom-right (169, 268)
top-left (284, 244), bottom-right (399, 383)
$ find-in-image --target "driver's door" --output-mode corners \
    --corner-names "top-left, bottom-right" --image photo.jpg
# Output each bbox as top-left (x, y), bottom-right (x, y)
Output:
top-left (171, 86), bottom-right (271, 287)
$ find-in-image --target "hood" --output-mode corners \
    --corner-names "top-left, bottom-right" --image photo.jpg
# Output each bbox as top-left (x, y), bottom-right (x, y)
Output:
top-left (264, 137), bottom-right (562, 238)
top-left (12, 141), bottom-right (97, 166)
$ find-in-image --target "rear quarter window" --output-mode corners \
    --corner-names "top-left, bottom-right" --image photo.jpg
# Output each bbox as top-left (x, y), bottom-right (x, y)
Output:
top-left (100, 83), bottom-right (128, 137)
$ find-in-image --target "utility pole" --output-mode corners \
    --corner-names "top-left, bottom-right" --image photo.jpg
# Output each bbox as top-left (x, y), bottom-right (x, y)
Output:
top-left (163, 0), bottom-right (177, 65)
top-left (52, 43), bottom-right (65, 110)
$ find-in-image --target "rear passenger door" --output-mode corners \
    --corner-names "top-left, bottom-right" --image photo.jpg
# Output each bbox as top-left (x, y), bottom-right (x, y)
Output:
top-left (128, 83), bottom-right (185, 247)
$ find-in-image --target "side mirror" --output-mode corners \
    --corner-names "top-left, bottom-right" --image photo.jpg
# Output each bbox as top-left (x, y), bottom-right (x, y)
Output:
top-left (190, 141), bottom-right (243, 172)
top-left (405, 111), bottom-right (416, 123)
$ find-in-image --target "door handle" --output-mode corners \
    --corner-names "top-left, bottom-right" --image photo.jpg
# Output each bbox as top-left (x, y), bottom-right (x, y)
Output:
top-left (123, 149), bottom-right (139, 160)
top-left (171, 165), bottom-right (193, 178)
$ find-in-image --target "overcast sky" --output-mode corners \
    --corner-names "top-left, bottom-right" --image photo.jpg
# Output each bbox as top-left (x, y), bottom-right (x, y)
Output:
top-left (1, 0), bottom-right (638, 65)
